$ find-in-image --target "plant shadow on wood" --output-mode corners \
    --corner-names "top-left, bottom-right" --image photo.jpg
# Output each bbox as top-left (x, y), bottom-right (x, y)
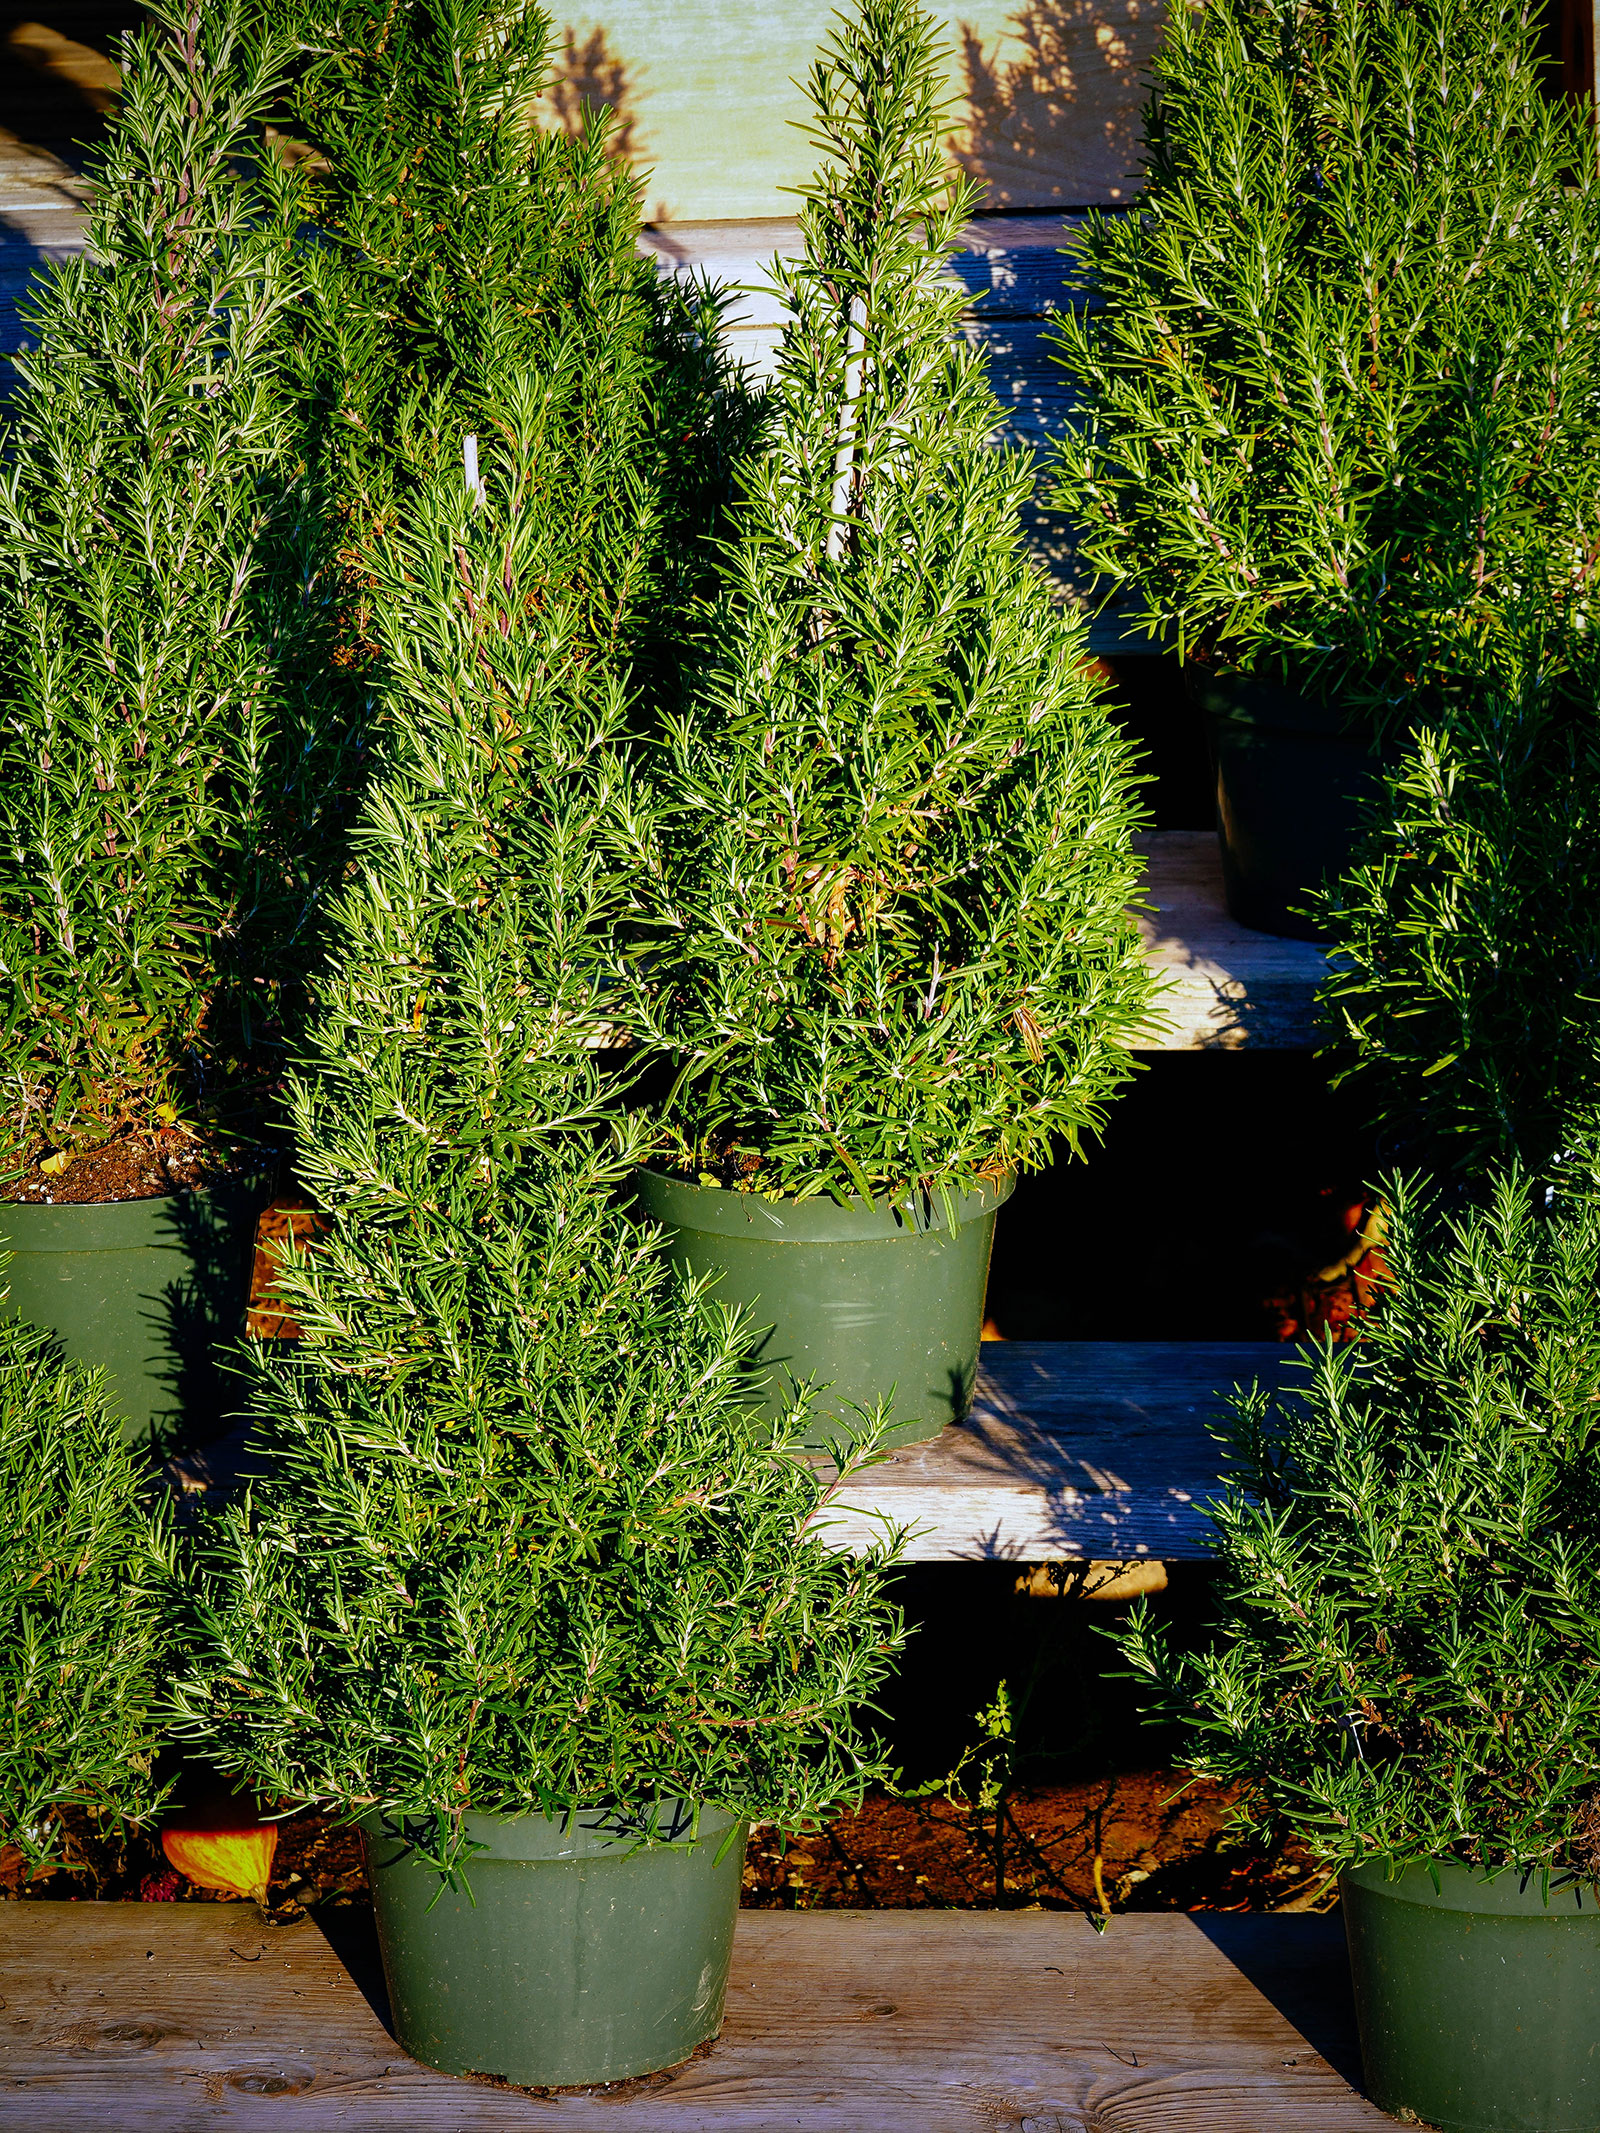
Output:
top-left (953, 0), bottom-right (1166, 208)
top-left (541, 21), bottom-right (641, 167)
top-left (0, 7), bottom-right (137, 168)
top-left (148, 1183), bottom-right (269, 1463)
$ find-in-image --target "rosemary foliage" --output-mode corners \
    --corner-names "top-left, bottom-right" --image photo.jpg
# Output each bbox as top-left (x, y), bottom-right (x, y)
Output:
top-left (0, 1318), bottom-right (173, 1873)
top-left (1318, 652), bottom-right (1600, 1176)
top-left (0, 3), bottom-right (321, 1168)
top-left (174, 359), bottom-right (905, 1878)
top-left (279, 0), bottom-right (753, 692)
top-left (1050, 0), bottom-right (1600, 725)
top-left (630, 0), bottom-right (1152, 1206)
top-left (1116, 1163), bottom-right (1600, 1875)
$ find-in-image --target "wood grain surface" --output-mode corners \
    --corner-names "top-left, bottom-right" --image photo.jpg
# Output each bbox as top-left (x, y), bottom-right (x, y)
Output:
top-left (1132, 833), bottom-right (1330, 1051)
top-left (549, 2), bottom-right (1163, 222)
top-left (0, 133), bottom-right (91, 362)
top-left (0, 1900), bottom-right (1390, 2131)
top-left (821, 1340), bottom-right (1290, 1559)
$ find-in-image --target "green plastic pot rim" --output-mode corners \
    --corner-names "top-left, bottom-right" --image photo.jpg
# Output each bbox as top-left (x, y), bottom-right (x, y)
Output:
top-left (634, 1168), bottom-right (1015, 1243)
top-left (360, 1800), bottom-right (742, 1867)
top-left (0, 1177), bottom-right (267, 1253)
top-left (1341, 1856), bottom-right (1600, 1916)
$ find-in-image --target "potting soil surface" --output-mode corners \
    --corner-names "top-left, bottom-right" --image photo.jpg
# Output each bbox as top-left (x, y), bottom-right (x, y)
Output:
top-left (2, 1126), bottom-right (266, 1203)
top-left (1, 1773), bottom-right (1328, 1918)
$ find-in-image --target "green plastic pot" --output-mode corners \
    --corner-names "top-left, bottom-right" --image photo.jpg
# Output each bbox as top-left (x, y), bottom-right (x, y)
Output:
top-left (1186, 669), bottom-right (1379, 941)
top-left (633, 1169), bottom-right (1013, 1448)
top-left (0, 1180), bottom-right (265, 1444)
top-left (1343, 1858), bottom-right (1600, 2132)
top-left (362, 1803), bottom-right (746, 2090)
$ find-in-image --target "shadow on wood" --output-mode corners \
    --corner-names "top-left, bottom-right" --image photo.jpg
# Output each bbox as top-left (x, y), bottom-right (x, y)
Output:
top-left (1191, 1911), bottom-right (1367, 2095)
top-left (953, 0), bottom-right (1166, 207)
top-left (312, 1902), bottom-right (391, 2039)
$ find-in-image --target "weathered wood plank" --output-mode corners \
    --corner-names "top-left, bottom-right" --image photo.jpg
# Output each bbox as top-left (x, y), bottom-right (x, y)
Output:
top-left (638, 214), bottom-right (1092, 408)
top-left (1133, 833), bottom-right (1329, 1051)
top-left (552, 3), bottom-right (1161, 223)
top-left (822, 1339), bottom-right (1285, 1560)
top-left (0, 1899), bottom-right (1388, 2130)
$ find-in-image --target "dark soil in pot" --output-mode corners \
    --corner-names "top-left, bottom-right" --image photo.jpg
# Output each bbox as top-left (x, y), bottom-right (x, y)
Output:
top-left (1185, 669), bottom-right (1382, 940)
top-left (633, 1170), bottom-right (1014, 1448)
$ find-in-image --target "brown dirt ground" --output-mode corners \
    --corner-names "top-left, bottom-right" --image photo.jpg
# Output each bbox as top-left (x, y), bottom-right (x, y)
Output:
top-left (1, 1776), bottom-right (1329, 1918)
top-left (246, 1195), bottom-right (325, 1339)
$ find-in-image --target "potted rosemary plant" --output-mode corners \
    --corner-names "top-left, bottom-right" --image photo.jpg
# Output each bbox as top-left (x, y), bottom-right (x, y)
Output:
top-left (1317, 611), bottom-right (1600, 1182)
top-left (1116, 1160), bottom-right (1600, 2132)
top-left (2, 1312), bottom-right (172, 1883)
top-left (630, 0), bottom-right (1153, 1447)
top-left (0, 2), bottom-right (320, 1437)
top-left (279, 0), bottom-right (751, 707)
top-left (1050, 0), bottom-right (1600, 938)
top-left (175, 353), bottom-right (903, 2089)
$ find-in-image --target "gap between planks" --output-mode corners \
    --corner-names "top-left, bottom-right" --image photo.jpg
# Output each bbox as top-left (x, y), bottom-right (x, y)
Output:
top-left (0, 1899), bottom-right (1391, 2132)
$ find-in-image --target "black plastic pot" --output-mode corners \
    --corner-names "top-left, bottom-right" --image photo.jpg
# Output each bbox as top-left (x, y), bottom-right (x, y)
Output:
top-left (1343, 1858), bottom-right (1600, 2131)
top-left (633, 1170), bottom-right (1013, 1448)
top-left (1186, 669), bottom-right (1380, 940)
top-left (0, 1178), bottom-right (266, 1443)
top-left (363, 1803), bottom-right (745, 2089)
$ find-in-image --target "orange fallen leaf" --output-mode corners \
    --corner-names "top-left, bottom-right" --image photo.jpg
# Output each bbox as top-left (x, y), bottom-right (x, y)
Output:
top-left (161, 1825), bottom-right (278, 1904)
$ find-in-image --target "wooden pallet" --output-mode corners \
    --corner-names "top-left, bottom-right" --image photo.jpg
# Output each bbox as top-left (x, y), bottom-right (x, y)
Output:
top-left (0, 1899), bottom-right (1389, 2131)
top-left (824, 1340), bottom-right (1287, 1561)
top-left (1134, 833), bottom-right (1327, 1050)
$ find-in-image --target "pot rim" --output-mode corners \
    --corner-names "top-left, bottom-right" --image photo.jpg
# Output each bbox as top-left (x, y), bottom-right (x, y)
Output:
top-left (360, 1799), bottom-right (743, 1866)
top-left (0, 1175), bottom-right (268, 1251)
top-left (1341, 1855), bottom-right (1600, 1916)
top-left (633, 1166), bottom-right (1015, 1243)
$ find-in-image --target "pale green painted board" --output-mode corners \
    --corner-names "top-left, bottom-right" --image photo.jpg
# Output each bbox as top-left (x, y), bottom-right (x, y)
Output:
top-left (544, 2), bottom-right (1167, 222)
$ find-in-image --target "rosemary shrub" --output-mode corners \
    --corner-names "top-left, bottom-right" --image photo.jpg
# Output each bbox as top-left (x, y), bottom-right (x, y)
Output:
top-left (279, 0), bottom-right (752, 697)
top-left (1, 1317), bottom-right (173, 1874)
top-left (174, 365), bottom-right (905, 1878)
top-left (630, 0), bottom-right (1153, 1206)
top-left (0, 3), bottom-right (324, 1171)
top-left (1318, 654), bottom-right (1600, 1177)
top-left (1117, 1161), bottom-right (1600, 1876)
top-left (1050, 0), bottom-right (1600, 725)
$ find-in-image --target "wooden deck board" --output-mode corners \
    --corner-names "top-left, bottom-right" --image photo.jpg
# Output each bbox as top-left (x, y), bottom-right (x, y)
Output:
top-left (1134, 833), bottom-right (1329, 1051)
top-left (824, 1340), bottom-right (1287, 1560)
top-left (0, 1900), bottom-right (1389, 2130)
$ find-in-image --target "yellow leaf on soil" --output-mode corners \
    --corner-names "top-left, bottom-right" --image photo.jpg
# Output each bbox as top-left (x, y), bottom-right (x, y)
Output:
top-left (161, 1825), bottom-right (279, 1904)
top-left (38, 1152), bottom-right (72, 1176)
